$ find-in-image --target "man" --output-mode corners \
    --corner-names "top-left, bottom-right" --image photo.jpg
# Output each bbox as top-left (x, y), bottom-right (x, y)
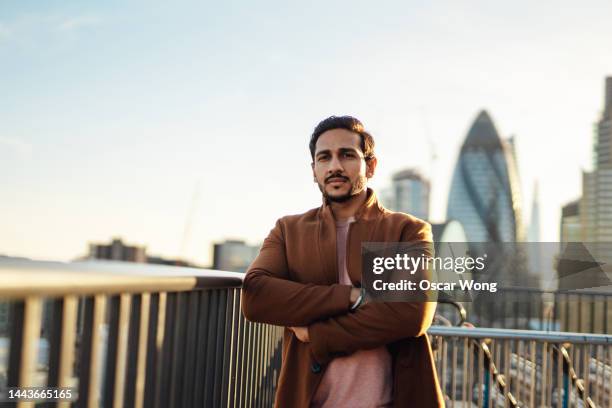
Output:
top-left (241, 116), bottom-right (444, 407)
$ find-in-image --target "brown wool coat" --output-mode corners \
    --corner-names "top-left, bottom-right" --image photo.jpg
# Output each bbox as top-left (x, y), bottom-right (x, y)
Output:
top-left (241, 189), bottom-right (445, 408)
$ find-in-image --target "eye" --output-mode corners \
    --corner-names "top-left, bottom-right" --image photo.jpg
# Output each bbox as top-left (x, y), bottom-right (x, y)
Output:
top-left (317, 155), bottom-right (330, 162)
top-left (342, 152), bottom-right (356, 159)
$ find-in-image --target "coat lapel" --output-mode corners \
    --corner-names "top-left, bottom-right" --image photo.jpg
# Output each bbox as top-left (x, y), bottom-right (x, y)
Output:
top-left (318, 204), bottom-right (338, 285)
top-left (317, 188), bottom-right (382, 286)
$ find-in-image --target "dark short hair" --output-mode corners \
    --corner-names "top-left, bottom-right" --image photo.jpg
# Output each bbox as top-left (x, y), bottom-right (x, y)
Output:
top-left (309, 115), bottom-right (375, 161)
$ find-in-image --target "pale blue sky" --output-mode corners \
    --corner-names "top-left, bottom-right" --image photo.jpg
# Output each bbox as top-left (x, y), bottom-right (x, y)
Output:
top-left (2, 1), bottom-right (611, 266)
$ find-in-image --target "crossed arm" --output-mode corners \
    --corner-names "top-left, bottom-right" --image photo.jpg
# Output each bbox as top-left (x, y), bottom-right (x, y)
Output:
top-left (241, 218), bottom-right (436, 364)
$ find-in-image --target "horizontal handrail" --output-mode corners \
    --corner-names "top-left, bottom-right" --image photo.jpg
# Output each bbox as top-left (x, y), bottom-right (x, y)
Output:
top-left (428, 326), bottom-right (612, 345)
top-left (0, 259), bottom-right (244, 298)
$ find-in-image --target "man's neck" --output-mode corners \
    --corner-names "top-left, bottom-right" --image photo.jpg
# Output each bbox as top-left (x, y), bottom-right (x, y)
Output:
top-left (330, 189), bottom-right (368, 221)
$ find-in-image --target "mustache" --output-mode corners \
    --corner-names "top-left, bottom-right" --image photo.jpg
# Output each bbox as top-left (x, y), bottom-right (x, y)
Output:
top-left (325, 173), bottom-right (349, 183)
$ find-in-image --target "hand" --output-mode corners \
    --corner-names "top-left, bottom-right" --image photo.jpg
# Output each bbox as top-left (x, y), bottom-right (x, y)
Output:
top-left (288, 326), bottom-right (310, 342)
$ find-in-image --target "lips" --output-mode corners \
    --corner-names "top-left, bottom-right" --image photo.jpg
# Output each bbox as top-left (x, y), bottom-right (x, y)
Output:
top-left (326, 178), bottom-right (348, 184)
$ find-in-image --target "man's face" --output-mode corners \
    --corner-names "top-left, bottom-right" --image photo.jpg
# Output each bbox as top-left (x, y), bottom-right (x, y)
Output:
top-left (311, 128), bottom-right (376, 203)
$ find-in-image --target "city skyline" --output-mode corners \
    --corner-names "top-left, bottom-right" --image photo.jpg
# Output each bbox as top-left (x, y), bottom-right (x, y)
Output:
top-left (2, 1), bottom-right (611, 266)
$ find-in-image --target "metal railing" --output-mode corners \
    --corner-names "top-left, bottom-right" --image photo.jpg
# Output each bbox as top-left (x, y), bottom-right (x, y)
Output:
top-left (3, 259), bottom-right (612, 408)
top-left (429, 326), bottom-right (612, 408)
top-left (0, 259), bottom-right (282, 408)
top-left (469, 287), bottom-right (612, 333)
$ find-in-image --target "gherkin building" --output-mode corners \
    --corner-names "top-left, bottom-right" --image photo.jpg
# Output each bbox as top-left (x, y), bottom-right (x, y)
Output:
top-left (446, 111), bottom-right (532, 327)
top-left (447, 110), bottom-right (523, 243)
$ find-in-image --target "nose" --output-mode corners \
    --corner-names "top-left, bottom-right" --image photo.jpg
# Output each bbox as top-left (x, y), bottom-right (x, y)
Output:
top-left (327, 154), bottom-right (344, 174)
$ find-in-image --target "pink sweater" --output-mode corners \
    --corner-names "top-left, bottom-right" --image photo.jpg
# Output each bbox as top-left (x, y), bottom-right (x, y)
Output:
top-left (311, 217), bottom-right (393, 408)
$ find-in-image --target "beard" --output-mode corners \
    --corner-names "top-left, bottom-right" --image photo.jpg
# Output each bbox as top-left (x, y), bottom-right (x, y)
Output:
top-left (318, 175), bottom-right (367, 203)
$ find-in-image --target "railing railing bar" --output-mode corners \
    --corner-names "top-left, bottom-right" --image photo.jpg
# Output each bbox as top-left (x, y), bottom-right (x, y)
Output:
top-left (428, 326), bottom-right (612, 344)
top-left (181, 290), bottom-right (200, 407)
top-left (74, 296), bottom-right (93, 407)
top-left (6, 301), bottom-right (25, 390)
top-left (203, 290), bottom-right (219, 408)
top-left (17, 297), bottom-right (43, 408)
top-left (230, 291), bottom-right (244, 408)
top-left (102, 295), bottom-right (120, 407)
top-left (488, 341), bottom-right (494, 408)
top-left (56, 295), bottom-right (77, 408)
top-left (254, 323), bottom-right (262, 408)
top-left (541, 342), bottom-right (548, 407)
top-left (266, 323), bottom-right (273, 407)
top-left (134, 292), bottom-right (150, 408)
top-left (608, 345), bottom-right (612, 408)
top-left (46, 298), bottom-right (64, 392)
top-left (144, 292), bottom-right (165, 408)
top-left (224, 289), bottom-right (240, 408)
top-left (112, 294), bottom-right (131, 408)
top-left (249, 322), bottom-right (258, 408)
top-left (157, 292), bottom-right (176, 408)
top-left (556, 343), bottom-right (562, 408)
top-left (594, 345), bottom-right (600, 406)
top-left (529, 340), bottom-right (538, 408)
top-left (124, 293), bottom-right (142, 408)
top-left (503, 339), bottom-right (510, 408)
top-left (442, 337), bottom-right (448, 402)
top-left (217, 290), bottom-right (234, 407)
top-left (213, 289), bottom-right (228, 408)
top-left (193, 290), bottom-right (211, 407)
top-left (450, 337), bottom-right (457, 406)
top-left (478, 340), bottom-right (484, 408)
top-left (234, 297), bottom-right (248, 407)
top-left (467, 337), bottom-right (473, 405)
top-left (220, 288), bottom-right (235, 408)
top-left (583, 344), bottom-right (590, 408)
top-left (170, 292), bottom-right (188, 407)
top-left (243, 319), bottom-right (253, 408)
top-left (88, 295), bottom-right (107, 408)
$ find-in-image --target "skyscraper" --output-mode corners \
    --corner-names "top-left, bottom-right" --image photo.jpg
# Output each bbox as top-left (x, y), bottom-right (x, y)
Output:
top-left (582, 77), bottom-right (612, 244)
top-left (446, 110), bottom-right (523, 243)
top-left (212, 239), bottom-right (260, 272)
top-left (557, 77), bottom-right (612, 332)
top-left (384, 168), bottom-right (430, 220)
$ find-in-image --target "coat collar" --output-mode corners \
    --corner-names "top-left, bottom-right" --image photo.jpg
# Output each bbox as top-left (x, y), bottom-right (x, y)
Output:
top-left (317, 187), bottom-right (382, 285)
top-left (319, 187), bottom-right (383, 223)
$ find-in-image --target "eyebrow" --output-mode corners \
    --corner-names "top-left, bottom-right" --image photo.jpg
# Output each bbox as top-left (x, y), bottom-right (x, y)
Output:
top-left (315, 147), bottom-right (361, 158)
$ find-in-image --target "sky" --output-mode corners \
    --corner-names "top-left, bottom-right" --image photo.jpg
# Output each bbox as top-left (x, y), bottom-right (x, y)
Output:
top-left (1, 0), bottom-right (611, 267)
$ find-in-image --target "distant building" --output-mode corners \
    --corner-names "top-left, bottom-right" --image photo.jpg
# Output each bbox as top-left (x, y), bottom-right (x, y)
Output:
top-left (213, 240), bottom-right (260, 272)
top-left (0, 302), bottom-right (8, 336)
top-left (556, 77), bottom-right (612, 333)
top-left (446, 110), bottom-right (524, 243)
top-left (87, 237), bottom-right (147, 263)
top-left (384, 168), bottom-right (430, 220)
top-left (581, 76), bottom-right (612, 244)
top-left (527, 182), bottom-right (541, 243)
top-left (560, 200), bottom-right (581, 243)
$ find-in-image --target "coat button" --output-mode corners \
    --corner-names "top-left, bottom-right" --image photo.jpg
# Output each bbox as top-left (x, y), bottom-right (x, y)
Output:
top-left (311, 362), bottom-right (322, 373)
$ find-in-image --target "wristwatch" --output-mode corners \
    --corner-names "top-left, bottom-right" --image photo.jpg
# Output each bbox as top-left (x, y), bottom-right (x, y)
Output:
top-left (350, 287), bottom-right (366, 312)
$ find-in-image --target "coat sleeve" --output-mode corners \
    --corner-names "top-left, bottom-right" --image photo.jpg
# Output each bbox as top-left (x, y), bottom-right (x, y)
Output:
top-left (241, 218), bottom-right (353, 327)
top-left (308, 220), bottom-right (437, 364)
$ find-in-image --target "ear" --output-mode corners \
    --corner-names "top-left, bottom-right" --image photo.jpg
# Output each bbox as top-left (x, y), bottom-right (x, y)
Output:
top-left (366, 156), bottom-right (377, 179)
top-left (311, 162), bottom-right (317, 182)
